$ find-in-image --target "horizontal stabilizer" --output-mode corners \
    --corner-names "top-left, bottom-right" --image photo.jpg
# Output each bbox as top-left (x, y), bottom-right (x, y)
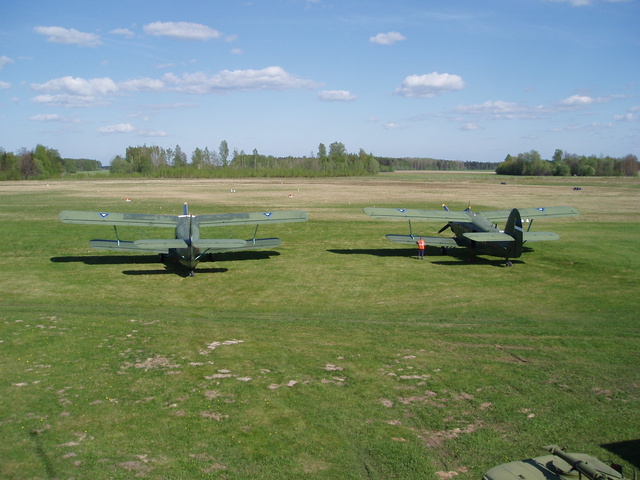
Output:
top-left (192, 239), bottom-right (247, 249)
top-left (60, 211), bottom-right (180, 227)
top-left (522, 232), bottom-right (560, 242)
top-left (386, 235), bottom-right (458, 247)
top-left (196, 210), bottom-right (308, 227)
top-left (463, 232), bottom-right (514, 242)
top-left (364, 207), bottom-right (470, 222)
top-left (134, 239), bottom-right (188, 250)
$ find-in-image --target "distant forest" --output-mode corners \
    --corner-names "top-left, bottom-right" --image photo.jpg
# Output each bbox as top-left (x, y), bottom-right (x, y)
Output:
top-left (0, 145), bottom-right (101, 180)
top-left (496, 149), bottom-right (639, 176)
top-left (1, 143), bottom-right (636, 180)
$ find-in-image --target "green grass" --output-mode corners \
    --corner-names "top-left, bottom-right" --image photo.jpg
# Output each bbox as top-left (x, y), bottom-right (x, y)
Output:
top-left (0, 176), bottom-right (638, 479)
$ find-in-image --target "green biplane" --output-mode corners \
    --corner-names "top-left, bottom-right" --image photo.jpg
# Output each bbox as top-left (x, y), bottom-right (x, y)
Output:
top-left (60, 203), bottom-right (308, 276)
top-left (363, 204), bottom-right (579, 266)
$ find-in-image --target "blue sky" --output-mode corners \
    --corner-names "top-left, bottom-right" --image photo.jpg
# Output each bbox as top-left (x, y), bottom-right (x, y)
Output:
top-left (1, 0), bottom-right (638, 164)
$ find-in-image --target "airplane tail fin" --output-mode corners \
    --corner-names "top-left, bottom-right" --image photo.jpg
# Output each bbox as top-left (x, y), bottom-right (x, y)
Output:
top-left (504, 208), bottom-right (523, 258)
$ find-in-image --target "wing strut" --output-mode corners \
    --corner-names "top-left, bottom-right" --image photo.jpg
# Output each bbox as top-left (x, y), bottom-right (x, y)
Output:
top-left (251, 224), bottom-right (260, 245)
top-left (408, 220), bottom-right (415, 239)
top-left (113, 225), bottom-right (121, 246)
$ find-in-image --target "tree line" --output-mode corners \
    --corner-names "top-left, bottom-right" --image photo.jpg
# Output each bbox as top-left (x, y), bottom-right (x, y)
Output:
top-left (377, 157), bottom-right (498, 172)
top-left (496, 150), bottom-right (639, 176)
top-left (0, 145), bottom-right (102, 180)
top-left (108, 141), bottom-right (381, 178)
top-left (4, 143), bottom-right (636, 180)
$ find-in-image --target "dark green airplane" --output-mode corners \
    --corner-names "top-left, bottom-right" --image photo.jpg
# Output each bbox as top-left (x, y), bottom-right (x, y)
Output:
top-left (483, 445), bottom-right (632, 480)
top-left (60, 203), bottom-right (308, 276)
top-left (363, 204), bottom-right (579, 266)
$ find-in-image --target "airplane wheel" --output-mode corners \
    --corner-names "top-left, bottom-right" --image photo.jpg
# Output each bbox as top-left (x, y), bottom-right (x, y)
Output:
top-left (189, 270), bottom-right (195, 277)
top-left (505, 260), bottom-right (513, 267)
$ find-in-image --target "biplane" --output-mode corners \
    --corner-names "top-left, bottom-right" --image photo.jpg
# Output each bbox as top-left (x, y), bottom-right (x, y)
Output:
top-left (363, 204), bottom-right (579, 266)
top-left (60, 203), bottom-right (308, 275)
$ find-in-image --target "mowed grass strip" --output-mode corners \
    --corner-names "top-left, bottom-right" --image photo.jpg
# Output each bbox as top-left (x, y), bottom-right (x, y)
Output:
top-left (0, 175), bottom-right (638, 479)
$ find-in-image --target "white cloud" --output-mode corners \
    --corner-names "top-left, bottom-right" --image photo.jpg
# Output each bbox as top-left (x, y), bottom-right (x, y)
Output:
top-left (110, 28), bottom-right (135, 39)
top-left (31, 94), bottom-right (107, 108)
top-left (31, 76), bottom-right (118, 96)
top-left (0, 81), bottom-right (10, 90)
top-left (454, 100), bottom-right (542, 119)
top-left (98, 123), bottom-right (135, 134)
top-left (143, 21), bottom-right (221, 41)
top-left (395, 72), bottom-right (464, 98)
top-left (119, 77), bottom-right (166, 92)
top-left (138, 130), bottom-right (169, 137)
top-left (29, 67), bottom-right (320, 109)
top-left (0, 55), bottom-right (14, 70)
top-left (369, 31), bottom-right (406, 45)
top-left (34, 26), bottom-right (102, 47)
top-left (163, 66), bottom-right (321, 94)
top-left (317, 90), bottom-right (357, 102)
top-left (383, 122), bottom-right (402, 129)
top-left (30, 113), bottom-right (62, 121)
top-left (614, 113), bottom-right (636, 122)
top-left (560, 94), bottom-right (596, 106)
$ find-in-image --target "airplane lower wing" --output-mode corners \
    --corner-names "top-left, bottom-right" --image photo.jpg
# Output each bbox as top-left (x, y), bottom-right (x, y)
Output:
top-left (237, 238), bottom-right (282, 250)
top-left (89, 238), bottom-right (250, 254)
top-left (363, 207), bottom-right (470, 222)
top-left (196, 210), bottom-right (308, 227)
top-left (385, 235), bottom-right (459, 247)
top-left (60, 211), bottom-right (180, 227)
top-left (89, 239), bottom-right (166, 252)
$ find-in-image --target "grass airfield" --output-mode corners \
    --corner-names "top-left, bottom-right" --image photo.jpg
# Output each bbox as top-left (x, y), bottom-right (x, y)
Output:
top-left (1, 173), bottom-right (638, 479)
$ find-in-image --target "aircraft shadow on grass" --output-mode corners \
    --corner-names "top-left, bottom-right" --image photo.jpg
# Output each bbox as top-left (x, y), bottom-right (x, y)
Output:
top-left (327, 247), bottom-right (528, 268)
top-left (50, 251), bottom-right (280, 277)
top-left (601, 439), bottom-right (640, 468)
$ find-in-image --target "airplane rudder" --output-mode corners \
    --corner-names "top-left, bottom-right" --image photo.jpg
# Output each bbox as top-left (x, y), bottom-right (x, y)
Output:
top-left (505, 208), bottom-right (523, 257)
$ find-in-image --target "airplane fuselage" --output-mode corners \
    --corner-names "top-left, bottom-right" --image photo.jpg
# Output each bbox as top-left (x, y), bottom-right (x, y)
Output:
top-left (173, 215), bottom-right (201, 270)
top-left (449, 213), bottom-right (516, 258)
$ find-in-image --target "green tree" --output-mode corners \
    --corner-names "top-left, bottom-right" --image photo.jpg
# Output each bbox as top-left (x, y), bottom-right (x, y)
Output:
top-left (219, 140), bottom-right (229, 167)
top-left (191, 147), bottom-right (205, 169)
top-left (329, 142), bottom-right (347, 169)
top-left (172, 145), bottom-right (187, 167)
top-left (0, 149), bottom-right (20, 180)
top-left (110, 155), bottom-right (130, 174)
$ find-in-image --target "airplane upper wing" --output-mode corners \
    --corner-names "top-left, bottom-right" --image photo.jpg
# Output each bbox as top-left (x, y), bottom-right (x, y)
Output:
top-left (60, 211), bottom-right (180, 227)
top-left (363, 207), bottom-right (470, 222)
top-left (196, 210), bottom-right (308, 227)
top-left (480, 206), bottom-right (579, 222)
